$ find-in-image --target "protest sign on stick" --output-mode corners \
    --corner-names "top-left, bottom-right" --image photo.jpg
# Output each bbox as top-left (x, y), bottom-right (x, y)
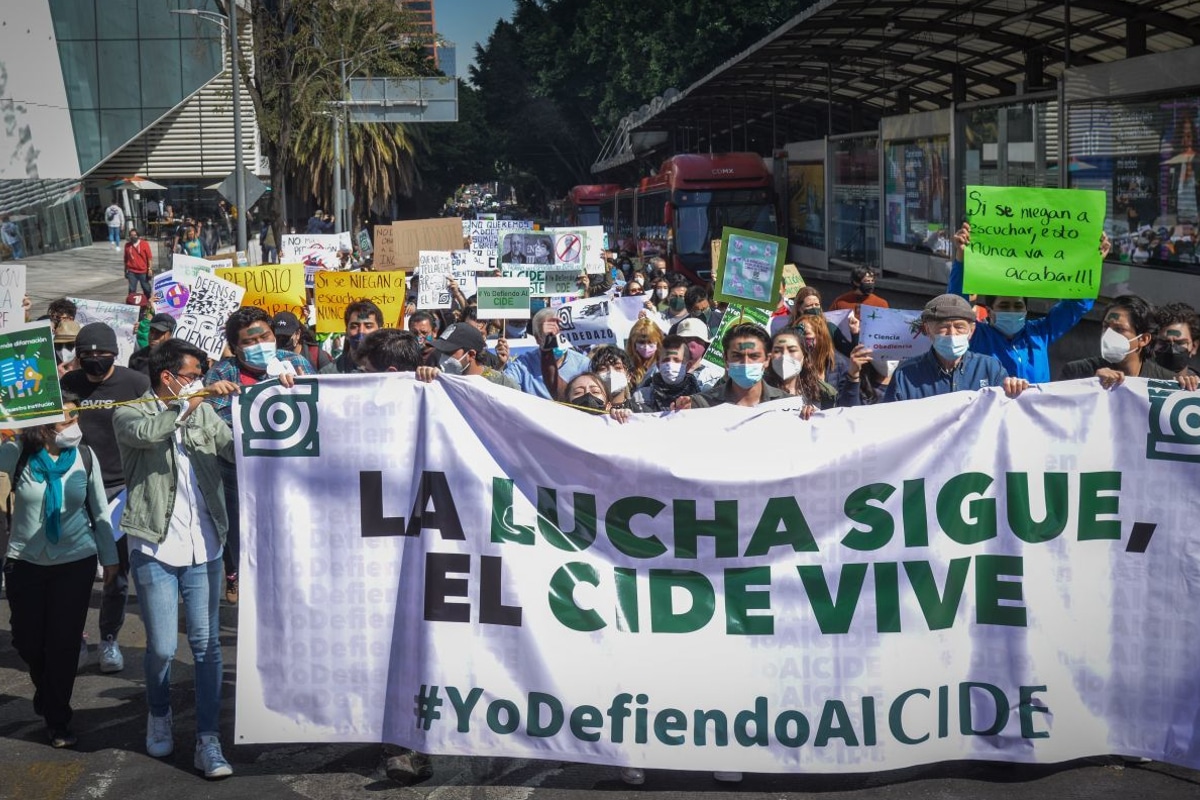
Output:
top-left (713, 228), bottom-right (787, 311)
top-left (476, 277), bottom-right (531, 320)
top-left (393, 218), bottom-right (464, 270)
top-left (963, 185), bottom-right (1105, 299)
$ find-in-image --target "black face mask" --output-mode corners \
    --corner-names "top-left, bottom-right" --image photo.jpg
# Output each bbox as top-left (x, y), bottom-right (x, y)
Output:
top-left (574, 394), bottom-right (606, 411)
top-left (1155, 342), bottom-right (1192, 373)
top-left (80, 355), bottom-right (115, 376)
top-left (860, 284), bottom-right (876, 296)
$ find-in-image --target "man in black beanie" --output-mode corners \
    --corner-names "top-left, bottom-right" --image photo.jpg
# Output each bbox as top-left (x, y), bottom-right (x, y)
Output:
top-left (61, 322), bottom-right (150, 674)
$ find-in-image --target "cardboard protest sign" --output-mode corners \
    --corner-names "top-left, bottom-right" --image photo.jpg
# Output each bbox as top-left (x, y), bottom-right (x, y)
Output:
top-left (281, 233), bottom-right (352, 287)
top-left (417, 251), bottom-right (453, 309)
top-left (393, 218), bottom-right (463, 270)
top-left (373, 225), bottom-right (395, 270)
top-left (713, 228), bottom-right (787, 311)
top-left (314, 271), bottom-right (406, 333)
top-left (858, 306), bottom-right (931, 367)
top-left (781, 263), bottom-right (803, 301)
top-left (215, 264), bottom-right (306, 318)
top-left (963, 185), bottom-right (1106, 299)
top-left (0, 263), bottom-right (26, 331)
top-left (0, 321), bottom-right (63, 428)
top-left (174, 273), bottom-right (246, 360)
top-left (475, 277), bottom-right (531, 320)
top-left (69, 298), bottom-right (139, 366)
top-left (703, 304), bottom-right (771, 369)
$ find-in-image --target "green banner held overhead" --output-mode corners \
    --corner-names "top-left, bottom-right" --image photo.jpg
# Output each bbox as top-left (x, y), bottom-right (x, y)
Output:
top-left (713, 228), bottom-right (788, 311)
top-left (963, 185), bottom-right (1106, 300)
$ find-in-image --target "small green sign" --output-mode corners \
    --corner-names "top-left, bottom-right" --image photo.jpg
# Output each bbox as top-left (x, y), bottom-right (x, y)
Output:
top-left (0, 320), bottom-right (64, 429)
top-left (476, 277), bottom-right (532, 320)
top-left (963, 185), bottom-right (1105, 300)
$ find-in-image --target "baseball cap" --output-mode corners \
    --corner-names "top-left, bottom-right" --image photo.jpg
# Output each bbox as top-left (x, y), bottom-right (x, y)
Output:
top-left (74, 322), bottom-right (119, 355)
top-left (272, 311), bottom-right (301, 337)
top-left (431, 322), bottom-right (485, 355)
top-left (922, 293), bottom-right (976, 322)
top-left (149, 312), bottom-right (177, 333)
top-left (54, 319), bottom-right (81, 344)
top-left (675, 317), bottom-right (711, 344)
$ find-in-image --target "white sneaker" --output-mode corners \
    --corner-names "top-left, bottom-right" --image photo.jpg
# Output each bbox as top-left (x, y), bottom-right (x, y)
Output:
top-left (194, 734), bottom-right (233, 779)
top-left (620, 767), bottom-right (645, 785)
top-left (76, 635), bottom-right (89, 672)
top-left (146, 711), bottom-right (173, 758)
top-left (714, 771), bottom-right (743, 783)
top-left (99, 636), bottom-right (124, 673)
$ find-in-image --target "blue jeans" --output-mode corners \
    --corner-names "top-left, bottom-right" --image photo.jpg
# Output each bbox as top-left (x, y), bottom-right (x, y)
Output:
top-left (129, 550), bottom-right (223, 735)
top-left (108, 225), bottom-right (121, 246)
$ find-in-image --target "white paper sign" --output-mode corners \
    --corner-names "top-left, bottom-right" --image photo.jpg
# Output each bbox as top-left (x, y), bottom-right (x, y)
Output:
top-left (281, 232), bottom-right (353, 287)
top-left (68, 298), bottom-right (139, 366)
top-left (858, 306), bottom-right (931, 365)
top-left (174, 273), bottom-right (246, 360)
top-left (546, 226), bottom-right (605, 274)
top-left (0, 263), bottom-right (26, 331)
top-left (417, 251), bottom-right (453, 309)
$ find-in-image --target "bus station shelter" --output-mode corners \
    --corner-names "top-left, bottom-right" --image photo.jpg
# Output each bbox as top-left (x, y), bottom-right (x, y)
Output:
top-left (594, 0), bottom-right (1200, 303)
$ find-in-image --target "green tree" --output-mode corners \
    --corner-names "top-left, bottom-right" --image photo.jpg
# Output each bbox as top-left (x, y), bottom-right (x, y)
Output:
top-left (219, 0), bottom-right (432, 225)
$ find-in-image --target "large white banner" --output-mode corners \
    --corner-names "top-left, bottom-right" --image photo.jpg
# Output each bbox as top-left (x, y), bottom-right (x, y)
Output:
top-left (234, 376), bottom-right (1200, 774)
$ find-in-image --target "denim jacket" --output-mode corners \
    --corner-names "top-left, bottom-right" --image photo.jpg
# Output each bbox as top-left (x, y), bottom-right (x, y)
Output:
top-left (113, 391), bottom-right (234, 545)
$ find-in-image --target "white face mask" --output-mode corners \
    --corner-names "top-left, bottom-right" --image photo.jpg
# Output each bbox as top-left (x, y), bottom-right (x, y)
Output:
top-left (56, 346), bottom-right (75, 364)
top-left (171, 374), bottom-right (205, 398)
top-left (659, 361), bottom-right (687, 385)
top-left (55, 422), bottom-right (83, 450)
top-left (597, 369), bottom-right (628, 395)
top-left (653, 288), bottom-right (668, 301)
top-left (771, 354), bottom-right (804, 380)
top-left (439, 353), bottom-right (466, 375)
top-left (1100, 327), bottom-right (1136, 364)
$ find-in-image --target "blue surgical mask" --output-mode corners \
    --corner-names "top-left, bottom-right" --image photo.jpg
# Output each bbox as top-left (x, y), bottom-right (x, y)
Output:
top-left (932, 333), bottom-right (970, 361)
top-left (727, 362), bottom-right (764, 389)
top-left (242, 341), bottom-right (277, 369)
top-left (993, 311), bottom-right (1026, 337)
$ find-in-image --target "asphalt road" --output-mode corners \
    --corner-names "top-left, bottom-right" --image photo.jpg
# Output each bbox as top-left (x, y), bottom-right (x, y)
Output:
top-left (1, 245), bottom-right (1198, 799)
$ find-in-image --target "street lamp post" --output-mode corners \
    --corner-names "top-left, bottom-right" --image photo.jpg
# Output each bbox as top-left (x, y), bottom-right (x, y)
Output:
top-left (172, 5), bottom-right (247, 254)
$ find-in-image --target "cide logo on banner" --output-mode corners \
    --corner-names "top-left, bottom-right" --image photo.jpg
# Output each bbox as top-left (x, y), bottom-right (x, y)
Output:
top-left (240, 381), bottom-right (320, 458)
top-left (1146, 379), bottom-right (1200, 463)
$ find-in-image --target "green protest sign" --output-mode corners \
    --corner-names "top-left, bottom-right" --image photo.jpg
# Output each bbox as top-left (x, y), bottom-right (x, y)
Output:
top-left (703, 304), bottom-right (771, 369)
top-left (963, 186), bottom-right (1105, 299)
top-left (0, 320), bottom-right (64, 429)
top-left (713, 228), bottom-right (788, 311)
top-left (476, 277), bottom-right (531, 320)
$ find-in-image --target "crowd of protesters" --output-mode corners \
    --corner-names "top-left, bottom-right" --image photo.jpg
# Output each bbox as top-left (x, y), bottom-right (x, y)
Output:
top-left (0, 219), bottom-right (1196, 787)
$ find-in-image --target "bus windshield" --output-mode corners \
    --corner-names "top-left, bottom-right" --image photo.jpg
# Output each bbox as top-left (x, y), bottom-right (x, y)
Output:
top-left (576, 207), bottom-right (601, 226)
top-left (675, 193), bottom-right (777, 255)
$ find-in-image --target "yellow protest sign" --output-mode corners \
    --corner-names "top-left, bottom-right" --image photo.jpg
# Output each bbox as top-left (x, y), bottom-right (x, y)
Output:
top-left (313, 270), bottom-right (407, 333)
top-left (781, 263), bottom-right (804, 300)
top-left (214, 263), bottom-right (306, 317)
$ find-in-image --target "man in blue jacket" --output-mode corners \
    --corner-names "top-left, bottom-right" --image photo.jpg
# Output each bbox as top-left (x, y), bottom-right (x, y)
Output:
top-left (885, 293), bottom-right (1028, 402)
top-left (945, 222), bottom-right (1110, 383)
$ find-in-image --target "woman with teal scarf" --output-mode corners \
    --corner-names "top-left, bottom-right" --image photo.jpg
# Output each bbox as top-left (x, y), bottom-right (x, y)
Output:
top-left (2, 395), bottom-right (117, 749)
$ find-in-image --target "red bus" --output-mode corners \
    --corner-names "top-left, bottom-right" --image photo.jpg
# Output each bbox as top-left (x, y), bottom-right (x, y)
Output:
top-left (574, 153), bottom-right (777, 283)
top-left (565, 184), bottom-right (620, 227)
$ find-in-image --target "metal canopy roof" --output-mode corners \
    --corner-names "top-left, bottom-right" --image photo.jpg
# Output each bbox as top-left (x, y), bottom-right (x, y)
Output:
top-left (593, 0), bottom-right (1200, 173)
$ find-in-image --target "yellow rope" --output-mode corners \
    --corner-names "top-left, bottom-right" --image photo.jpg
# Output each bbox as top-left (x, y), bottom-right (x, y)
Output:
top-left (0, 390), bottom-right (222, 423)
